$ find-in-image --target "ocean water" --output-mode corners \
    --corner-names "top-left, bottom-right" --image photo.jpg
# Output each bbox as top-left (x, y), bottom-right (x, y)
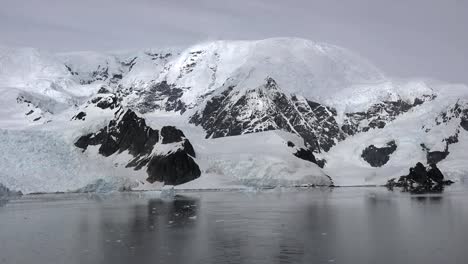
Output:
top-left (1, 186), bottom-right (467, 264)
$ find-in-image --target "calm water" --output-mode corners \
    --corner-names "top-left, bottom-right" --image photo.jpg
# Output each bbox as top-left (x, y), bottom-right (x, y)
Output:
top-left (1, 187), bottom-right (468, 264)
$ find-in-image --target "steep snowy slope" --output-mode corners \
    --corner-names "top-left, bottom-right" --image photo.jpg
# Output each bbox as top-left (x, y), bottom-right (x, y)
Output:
top-left (324, 95), bottom-right (468, 185)
top-left (1, 38), bottom-right (467, 193)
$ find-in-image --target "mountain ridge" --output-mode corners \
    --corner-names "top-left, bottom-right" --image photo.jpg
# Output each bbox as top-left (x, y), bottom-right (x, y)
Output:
top-left (1, 38), bottom-right (467, 193)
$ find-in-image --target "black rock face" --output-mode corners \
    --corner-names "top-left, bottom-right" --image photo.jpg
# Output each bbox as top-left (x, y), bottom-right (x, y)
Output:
top-left (181, 140), bottom-right (196, 157)
top-left (342, 100), bottom-right (418, 136)
top-left (97, 87), bottom-right (111, 94)
top-left (146, 150), bottom-right (201, 185)
top-left (461, 119), bottom-right (468, 131)
top-left (74, 108), bottom-right (200, 185)
top-left (386, 162), bottom-right (454, 194)
top-left (76, 108), bottom-right (159, 157)
top-left (427, 101), bottom-right (468, 131)
top-left (361, 140), bottom-right (397, 167)
top-left (418, 101), bottom-right (468, 165)
top-left (190, 77), bottom-right (345, 153)
top-left (127, 81), bottom-right (186, 114)
top-left (72, 111), bottom-right (86, 121)
top-left (427, 150), bottom-right (450, 164)
top-left (292, 147), bottom-right (326, 168)
top-left (161, 126), bottom-right (185, 144)
top-left (90, 94), bottom-right (119, 110)
top-left (420, 130), bottom-right (459, 165)
top-left (293, 148), bottom-right (317, 164)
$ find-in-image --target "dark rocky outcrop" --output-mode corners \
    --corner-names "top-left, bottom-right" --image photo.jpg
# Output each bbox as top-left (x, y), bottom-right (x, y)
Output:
top-left (75, 108), bottom-right (200, 185)
top-left (418, 101), bottom-right (468, 165)
top-left (75, 108), bottom-right (159, 157)
top-left (342, 99), bottom-right (428, 136)
top-left (127, 81), bottom-right (186, 114)
top-left (190, 77), bottom-right (345, 153)
top-left (293, 148), bottom-right (317, 164)
top-left (420, 129), bottom-right (459, 165)
top-left (161, 126), bottom-right (185, 144)
top-left (461, 118), bottom-right (468, 131)
top-left (79, 65), bottom-right (110, 85)
top-left (361, 140), bottom-right (397, 167)
top-left (427, 163), bottom-right (445, 184)
top-left (292, 147), bottom-right (326, 168)
top-left (146, 150), bottom-right (201, 185)
top-left (190, 79), bottom-right (437, 159)
top-left (386, 162), bottom-right (454, 194)
top-left (427, 150), bottom-right (450, 164)
top-left (160, 126), bottom-right (196, 157)
top-left (71, 111), bottom-right (86, 121)
top-left (90, 93), bottom-right (119, 110)
top-left (426, 100), bottom-right (468, 132)
top-left (97, 87), bottom-right (111, 94)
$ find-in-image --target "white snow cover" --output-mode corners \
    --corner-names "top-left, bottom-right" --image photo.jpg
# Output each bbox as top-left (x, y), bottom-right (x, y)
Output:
top-left (178, 130), bottom-right (330, 189)
top-left (1, 38), bottom-right (468, 192)
top-left (160, 38), bottom-right (388, 108)
top-left (324, 95), bottom-right (468, 186)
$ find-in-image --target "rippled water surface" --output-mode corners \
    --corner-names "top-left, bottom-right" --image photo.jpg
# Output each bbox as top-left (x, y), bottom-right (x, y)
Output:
top-left (1, 187), bottom-right (468, 264)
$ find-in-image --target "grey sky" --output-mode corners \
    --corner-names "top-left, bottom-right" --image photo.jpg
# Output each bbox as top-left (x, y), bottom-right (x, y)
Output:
top-left (1, 0), bottom-right (467, 84)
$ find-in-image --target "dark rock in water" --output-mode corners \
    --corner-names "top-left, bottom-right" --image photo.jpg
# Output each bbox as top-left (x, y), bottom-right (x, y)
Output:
top-left (146, 150), bottom-right (201, 185)
top-left (75, 108), bottom-right (200, 185)
top-left (385, 162), bottom-right (453, 194)
top-left (361, 140), bottom-right (397, 167)
top-left (427, 150), bottom-right (449, 164)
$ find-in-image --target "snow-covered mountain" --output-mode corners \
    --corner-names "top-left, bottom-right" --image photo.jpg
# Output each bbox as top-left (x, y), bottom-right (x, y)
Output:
top-left (1, 38), bottom-right (467, 193)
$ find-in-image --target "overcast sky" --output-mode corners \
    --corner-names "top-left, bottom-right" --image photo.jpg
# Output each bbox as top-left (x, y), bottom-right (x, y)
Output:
top-left (1, 0), bottom-right (467, 84)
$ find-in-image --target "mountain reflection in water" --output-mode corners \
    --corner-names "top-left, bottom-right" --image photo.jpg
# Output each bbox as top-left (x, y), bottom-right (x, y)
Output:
top-left (1, 187), bottom-right (467, 264)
